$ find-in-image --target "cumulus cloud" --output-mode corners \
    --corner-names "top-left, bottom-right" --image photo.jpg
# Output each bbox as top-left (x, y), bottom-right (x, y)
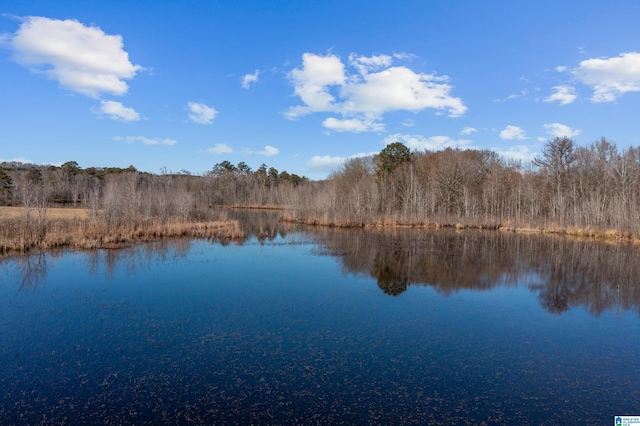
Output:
top-left (545, 85), bottom-right (577, 105)
top-left (241, 70), bottom-right (259, 89)
top-left (187, 102), bottom-right (217, 124)
top-left (499, 125), bottom-right (527, 140)
top-left (256, 145), bottom-right (279, 156)
top-left (94, 100), bottom-right (140, 121)
top-left (383, 133), bottom-right (471, 151)
top-left (543, 123), bottom-right (581, 138)
top-left (306, 152), bottom-right (375, 173)
top-left (341, 66), bottom-right (467, 117)
top-left (493, 145), bottom-right (536, 163)
top-left (117, 136), bottom-right (176, 146)
top-left (460, 126), bottom-right (477, 135)
top-left (348, 53), bottom-right (393, 75)
top-left (323, 117), bottom-right (385, 132)
top-left (285, 52), bottom-right (466, 132)
top-left (307, 155), bottom-right (348, 172)
top-left (570, 52), bottom-right (640, 102)
top-left (285, 53), bottom-right (346, 119)
top-left (207, 144), bottom-right (233, 154)
top-left (7, 16), bottom-right (142, 98)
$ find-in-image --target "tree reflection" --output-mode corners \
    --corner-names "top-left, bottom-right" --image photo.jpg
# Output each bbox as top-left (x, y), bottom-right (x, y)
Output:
top-left (374, 255), bottom-right (408, 296)
top-left (306, 226), bottom-right (640, 317)
top-left (5, 210), bottom-right (640, 317)
top-left (3, 209), bottom-right (294, 290)
top-left (537, 281), bottom-right (570, 314)
top-left (17, 250), bottom-right (48, 291)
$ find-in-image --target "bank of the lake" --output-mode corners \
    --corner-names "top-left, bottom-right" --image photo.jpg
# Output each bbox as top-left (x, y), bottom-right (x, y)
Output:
top-left (3, 203), bottom-right (640, 256)
top-left (0, 206), bottom-right (244, 255)
top-left (280, 210), bottom-right (640, 244)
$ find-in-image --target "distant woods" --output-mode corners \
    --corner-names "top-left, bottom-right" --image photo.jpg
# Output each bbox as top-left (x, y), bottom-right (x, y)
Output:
top-left (1, 135), bottom-right (640, 252)
top-left (285, 137), bottom-right (640, 238)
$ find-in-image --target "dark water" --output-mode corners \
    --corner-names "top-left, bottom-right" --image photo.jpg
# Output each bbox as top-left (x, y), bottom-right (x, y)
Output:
top-left (1, 216), bottom-right (640, 424)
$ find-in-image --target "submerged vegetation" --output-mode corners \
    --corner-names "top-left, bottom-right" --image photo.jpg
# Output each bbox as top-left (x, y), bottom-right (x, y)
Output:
top-left (1, 135), bottom-right (640, 253)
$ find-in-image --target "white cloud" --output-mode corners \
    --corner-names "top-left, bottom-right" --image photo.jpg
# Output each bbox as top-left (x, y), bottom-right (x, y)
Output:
top-left (383, 133), bottom-right (471, 151)
top-left (257, 145), bottom-right (279, 156)
top-left (306, 152), bottom-right (375, 172)
top-left (187, 102), bottom-right (217, 124)
top-left (499, 125), bottom-right (527, 140)
top-left (341, 66), bottom-right (467, 117)
top-left (285, 53), bottom-right (346, 119)
top-left (241, 70), bottom-right (259, 89)
top-left (207, 144), bottom-right (233, 154)
top-left (571, 52), bottom-right (640, 102)
top-left (0, 157), bottom-right (32, 164)
top-left (543, 123), bottom-right (581, 138)
top-left (392, 52), bottom-right (418, 61)
top-left (545, 85), bottom-right (577, 105)
top-left (402, 118), bottom-right (415, 127)
top-left (460, 126), bottom-right (477, 135)
top-left (493, 145), bottom-right (536, 163)
top-left (495, 90), bottom-right (529, 102)
top-left (117, 136), bottom-right (176, 146)
top-left (94, 100), bottom-right (140, 122)
top-left (285, 52), bottom-right (466, 132)
top-left (307, 155), bottom-right (348, 171)
top-left (322, 117), bottom-right (384, 132)
top-left (7, 16), bottom-right (142, 98)
top-left (348, 53), bottom-right (393, 74)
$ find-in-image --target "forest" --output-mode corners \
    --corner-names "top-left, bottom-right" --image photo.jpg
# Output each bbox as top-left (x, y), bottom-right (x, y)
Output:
top-left (1, 135), bottom-right (639, 253)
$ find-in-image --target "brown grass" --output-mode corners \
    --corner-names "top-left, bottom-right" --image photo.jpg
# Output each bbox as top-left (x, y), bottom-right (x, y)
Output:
top-left (0, 206), bottom-right (89, 220)
top-left (226, 204), bottom-right (284, 210)
top-left (0, 207), bottom-right (244, 255)
top-left (281, 210), bottom-right (640, 244)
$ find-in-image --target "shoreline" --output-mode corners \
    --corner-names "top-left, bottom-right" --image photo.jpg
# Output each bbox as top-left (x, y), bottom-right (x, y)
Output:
top-left (279, 213), bottom-right (640, 245)
top-left (2, 205), bottom-right (639, 256)
top-left (0, 206), bottom-right (244, 256)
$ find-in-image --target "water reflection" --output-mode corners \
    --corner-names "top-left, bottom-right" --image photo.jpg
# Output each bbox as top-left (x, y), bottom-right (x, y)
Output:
top-left (3, 210), bottom-right (640, 317)
top-left (16, 251), bottom-right (48, 291)
top-left (2, 214), bottom-right (640, 424)
top-left (304, 227), bottom-right (640, 317)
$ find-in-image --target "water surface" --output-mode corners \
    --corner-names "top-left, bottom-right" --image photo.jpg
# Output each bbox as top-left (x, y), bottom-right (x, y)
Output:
top-left (1, 221), bottom-right (639, 424)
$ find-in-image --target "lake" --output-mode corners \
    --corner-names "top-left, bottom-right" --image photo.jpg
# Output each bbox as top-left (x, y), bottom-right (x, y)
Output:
top-left (1, 214), bottom-right (639, 424)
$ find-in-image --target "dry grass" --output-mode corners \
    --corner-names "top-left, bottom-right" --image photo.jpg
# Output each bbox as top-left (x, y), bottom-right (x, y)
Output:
top-left (0, 206), bottom-right (89, 220)
top-left (226, 204), bottom-right (284, 210)
top-left (0, 207), bottom-right (244, 255)
top-left (282, 210), bottom-right (640, 244)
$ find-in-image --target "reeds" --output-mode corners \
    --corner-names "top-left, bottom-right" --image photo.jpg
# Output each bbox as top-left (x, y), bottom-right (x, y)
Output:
top-left (0, 207), bottom-right (244, 255)
top-left (280, 209), bottom-right (640, 244)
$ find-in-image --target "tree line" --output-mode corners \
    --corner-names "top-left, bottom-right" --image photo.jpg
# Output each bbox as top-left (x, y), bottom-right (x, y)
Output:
top-left (284, 137), bottom-right (640, 237)
top-left (0, 161), bottom-right (302, 253)
top-left (0, 160), bottom-right (307, 213)
top-left (2, 135), bottom-right (640, 249)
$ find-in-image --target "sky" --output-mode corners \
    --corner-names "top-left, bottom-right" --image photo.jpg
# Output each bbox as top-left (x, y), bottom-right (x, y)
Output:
top-left (1, 0), bottom-right (640, 180)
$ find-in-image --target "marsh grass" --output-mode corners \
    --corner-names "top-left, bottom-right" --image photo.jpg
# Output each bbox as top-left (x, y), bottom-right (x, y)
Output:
top-left (281, 209), bottom-right (640, 244)
top-left (0, 207), bottom-right (243, 255)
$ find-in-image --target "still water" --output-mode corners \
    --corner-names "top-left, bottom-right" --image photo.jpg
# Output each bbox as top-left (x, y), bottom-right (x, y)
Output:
top-left (1, 217), bottom-right (639, 424)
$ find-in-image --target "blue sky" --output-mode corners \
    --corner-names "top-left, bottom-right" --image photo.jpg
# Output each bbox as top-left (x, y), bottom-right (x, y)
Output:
top-left (2, 1), bottom-right (640, 179)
